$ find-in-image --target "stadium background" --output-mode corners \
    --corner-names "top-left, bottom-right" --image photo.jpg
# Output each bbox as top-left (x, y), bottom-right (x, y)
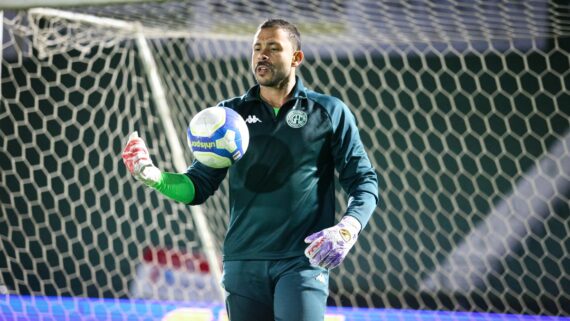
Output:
top-left (1, 1), bottom-right (569, 319)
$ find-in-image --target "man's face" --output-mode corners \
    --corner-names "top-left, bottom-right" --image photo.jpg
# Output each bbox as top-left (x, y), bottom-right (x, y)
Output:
top-left (251, 27), bottom-right (298, 88)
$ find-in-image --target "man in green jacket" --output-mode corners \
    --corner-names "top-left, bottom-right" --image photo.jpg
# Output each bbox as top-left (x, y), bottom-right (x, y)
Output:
top-left (123, 18), bottom-right (378, 321)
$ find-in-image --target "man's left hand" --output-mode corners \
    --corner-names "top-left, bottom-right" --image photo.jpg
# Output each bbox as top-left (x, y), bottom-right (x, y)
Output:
top-left (304, 216), bottom-right (362, 269)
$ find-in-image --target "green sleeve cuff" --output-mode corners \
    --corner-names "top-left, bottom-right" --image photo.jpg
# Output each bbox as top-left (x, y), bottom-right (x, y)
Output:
top-left (151, 172), bottom-right (195, 204)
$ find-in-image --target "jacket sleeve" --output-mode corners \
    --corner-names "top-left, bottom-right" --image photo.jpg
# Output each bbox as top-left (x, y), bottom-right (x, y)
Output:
top-left (185, 160), bottom-right (228, 205)
top-left (329, 99), bottom-right (379, 228)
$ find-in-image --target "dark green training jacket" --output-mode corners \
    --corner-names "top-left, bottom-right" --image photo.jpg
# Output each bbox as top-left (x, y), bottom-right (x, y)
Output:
top-left (186, 77), bottom-right (378, 261)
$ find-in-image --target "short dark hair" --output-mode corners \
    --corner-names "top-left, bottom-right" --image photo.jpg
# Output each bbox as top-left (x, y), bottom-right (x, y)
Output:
top-left (258, 18), bottom-right (301, 51)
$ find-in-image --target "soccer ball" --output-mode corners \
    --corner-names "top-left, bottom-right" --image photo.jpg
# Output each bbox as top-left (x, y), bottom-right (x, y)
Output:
top-left (187, 106), bottom-right (250, 168)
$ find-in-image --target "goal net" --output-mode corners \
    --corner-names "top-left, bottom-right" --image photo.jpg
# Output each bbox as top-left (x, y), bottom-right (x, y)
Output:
top-left (1, 0), bottom-right (569, 317)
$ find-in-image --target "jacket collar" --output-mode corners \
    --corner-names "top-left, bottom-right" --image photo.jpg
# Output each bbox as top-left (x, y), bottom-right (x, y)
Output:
top-left (243, 76), bottom-right (308, 102)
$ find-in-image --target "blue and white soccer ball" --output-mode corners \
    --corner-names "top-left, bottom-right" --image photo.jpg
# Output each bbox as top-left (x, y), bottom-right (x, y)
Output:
top-left (187, 106), bottom-right (250, 168)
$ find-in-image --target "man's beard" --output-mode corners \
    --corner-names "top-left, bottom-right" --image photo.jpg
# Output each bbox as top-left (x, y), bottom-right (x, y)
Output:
top-left (254, 65), bottom-right (289, 88)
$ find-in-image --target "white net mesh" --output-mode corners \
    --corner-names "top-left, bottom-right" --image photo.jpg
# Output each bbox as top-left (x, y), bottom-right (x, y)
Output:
top-left (1, 9), bottom-right (219, 305)
top-left (1, 0), bottom-right (569, 317)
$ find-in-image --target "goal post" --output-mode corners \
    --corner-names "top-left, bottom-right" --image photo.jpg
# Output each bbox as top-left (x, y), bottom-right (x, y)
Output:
top-left (1, 0), bottom-right (569, 318)
top-left (28, 6), bottom-right (225, 301)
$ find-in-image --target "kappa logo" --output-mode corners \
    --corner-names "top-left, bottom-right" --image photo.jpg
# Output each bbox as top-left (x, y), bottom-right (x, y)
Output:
top-left (315, 273), bottom-right (327, 284)
top-left (245, 115), bottom-right (262, 124)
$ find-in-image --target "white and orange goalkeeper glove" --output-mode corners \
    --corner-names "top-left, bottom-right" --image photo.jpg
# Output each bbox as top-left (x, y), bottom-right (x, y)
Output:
top-left (121, 131), bottom-right (161, 186)
top-left (304, 216), bottom-right (362, 270)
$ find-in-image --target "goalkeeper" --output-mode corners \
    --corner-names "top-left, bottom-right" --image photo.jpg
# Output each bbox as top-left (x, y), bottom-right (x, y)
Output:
top-left (122, 18), bottom-right (378, 321)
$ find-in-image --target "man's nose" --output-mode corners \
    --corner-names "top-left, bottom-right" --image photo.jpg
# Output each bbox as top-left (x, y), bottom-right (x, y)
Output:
top-left (257, 48), bottom-right (270, 60)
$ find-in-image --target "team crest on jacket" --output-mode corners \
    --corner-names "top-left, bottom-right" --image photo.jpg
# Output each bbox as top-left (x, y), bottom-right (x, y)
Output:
top-left (286, 110), bottom-right (308, 128)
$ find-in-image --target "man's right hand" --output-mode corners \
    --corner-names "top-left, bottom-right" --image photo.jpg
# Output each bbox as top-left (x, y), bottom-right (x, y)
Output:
top-left (122, 131), bottom-right (161, 186)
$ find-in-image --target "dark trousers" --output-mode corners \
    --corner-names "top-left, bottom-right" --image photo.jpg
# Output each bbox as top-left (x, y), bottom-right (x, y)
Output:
top-left (222, 256), bottom-right (329, 321)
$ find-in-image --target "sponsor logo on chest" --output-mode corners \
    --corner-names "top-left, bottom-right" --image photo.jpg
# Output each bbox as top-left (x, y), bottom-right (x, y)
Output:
top-left (286, 110), bottom-right (308, 128)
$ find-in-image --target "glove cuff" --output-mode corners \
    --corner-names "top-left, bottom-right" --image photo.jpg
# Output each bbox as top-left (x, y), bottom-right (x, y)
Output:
top-left (136, 164), bottom-right (162, 187)
top-left (340, 216), bottom-right (362, 236)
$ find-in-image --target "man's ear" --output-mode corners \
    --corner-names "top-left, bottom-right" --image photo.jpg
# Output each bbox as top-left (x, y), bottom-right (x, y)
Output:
top-left (292, 50), bottom-right (304, 67)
